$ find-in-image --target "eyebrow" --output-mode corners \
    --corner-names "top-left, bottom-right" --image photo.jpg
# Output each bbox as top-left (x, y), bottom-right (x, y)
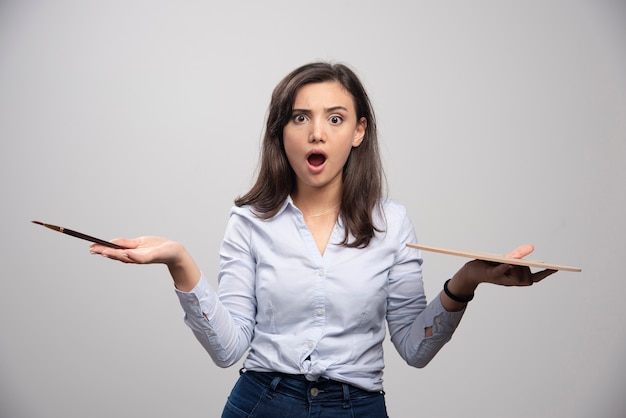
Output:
top-left (291, 106), bottom-right (350, 113)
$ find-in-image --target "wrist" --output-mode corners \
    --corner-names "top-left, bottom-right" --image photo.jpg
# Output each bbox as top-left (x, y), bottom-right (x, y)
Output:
top-left (451, 264), bottom-right (482, 292)
top-left (447, 272), bottom-right (479, 299)
top-left (167, 244), bottom-right (201, 292)
top-left (164, 241), bottom-right (189, 267)
top-left (440, 268), bottom-right (481, 311)
top-left (444, 278), bottom-right (474, 303)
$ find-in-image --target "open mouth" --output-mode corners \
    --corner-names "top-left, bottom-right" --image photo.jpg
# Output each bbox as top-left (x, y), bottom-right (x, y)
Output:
top-left (307, 153), bottom-right (326, 167)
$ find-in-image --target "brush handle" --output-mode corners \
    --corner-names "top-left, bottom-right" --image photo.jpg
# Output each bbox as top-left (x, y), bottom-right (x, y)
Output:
top-left (33, 221), bottom-right (126, 249)
top-left (62, 228), bottom-right (126, 249)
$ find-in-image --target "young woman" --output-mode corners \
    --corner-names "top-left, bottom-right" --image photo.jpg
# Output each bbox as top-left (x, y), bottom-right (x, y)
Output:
top-left (91, 62), bottom-right (556, 417)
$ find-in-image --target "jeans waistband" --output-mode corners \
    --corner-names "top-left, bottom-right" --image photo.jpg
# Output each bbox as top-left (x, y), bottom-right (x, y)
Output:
top-left (241, 369), bottom-right (383, 404)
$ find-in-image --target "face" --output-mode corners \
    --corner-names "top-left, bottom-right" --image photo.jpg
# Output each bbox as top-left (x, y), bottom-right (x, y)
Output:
top-left (283, 81), bottom-right (366, 195)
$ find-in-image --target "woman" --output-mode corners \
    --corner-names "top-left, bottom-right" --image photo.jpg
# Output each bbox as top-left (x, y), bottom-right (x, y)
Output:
top-left (91, 62), bottom-right (555, 417)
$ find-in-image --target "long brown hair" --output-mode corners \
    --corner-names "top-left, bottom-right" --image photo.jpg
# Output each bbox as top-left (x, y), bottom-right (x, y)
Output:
top-left (235, 62), bottom-right (385, 248)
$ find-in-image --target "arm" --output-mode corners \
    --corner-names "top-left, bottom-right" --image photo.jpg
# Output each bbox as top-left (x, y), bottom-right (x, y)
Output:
top-left (391, 244), bottom-right (556, 364)
top-left (385, 210), bottom-right (466, 368)
top-left (386, 206), bottom-right (557, 365)
top-left (421, 244), bottom-right (557, 338)
top-left (90, 233), bottom-right (255, 367)
top-left (90, 208), bottom-right (260, 367)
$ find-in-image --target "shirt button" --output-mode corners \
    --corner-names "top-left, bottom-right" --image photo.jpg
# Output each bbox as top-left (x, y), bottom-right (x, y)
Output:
top-left (307, 342), bottom-right (314, 349)
top-left (318, 270), bottom-right (324, 277)
top-left (204, 289), bottom-right (210, 296)
top-left (310, 388), bottom-right (320, 397)
top-left (315, 309), bottom-right (324, 316)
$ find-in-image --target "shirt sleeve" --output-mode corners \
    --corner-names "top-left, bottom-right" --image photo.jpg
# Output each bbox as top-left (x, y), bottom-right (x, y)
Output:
top-left (400, 291), bottom-right (466, 368)
top-left (174, 209), bottom-right (256, 368)
top-left (386, 207), bottom-right (466, 368)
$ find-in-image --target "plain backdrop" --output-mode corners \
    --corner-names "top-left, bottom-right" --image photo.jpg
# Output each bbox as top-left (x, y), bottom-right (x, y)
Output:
top-left (1, 1), bottom-right (624, 417)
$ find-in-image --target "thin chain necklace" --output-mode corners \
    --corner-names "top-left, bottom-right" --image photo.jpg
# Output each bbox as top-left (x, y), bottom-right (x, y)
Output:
top-left (303, 204), bottom-right (340, 218)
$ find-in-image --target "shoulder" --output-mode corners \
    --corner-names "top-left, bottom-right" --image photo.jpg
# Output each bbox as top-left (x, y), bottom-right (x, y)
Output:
top-left (380, 198), bottom-right (408, 216)
top-left (374, 198), bottom-right (417, 242)
top-left (376, 198), bottom-right (410, 225)
top-left (227, 200), bottom-right (291, 225)
top-left (229, 204), bottom-right (257, 219)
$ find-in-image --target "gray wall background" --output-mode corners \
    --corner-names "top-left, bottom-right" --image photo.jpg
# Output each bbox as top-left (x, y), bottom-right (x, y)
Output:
top-left (1, 1), bottom-right (624, 417)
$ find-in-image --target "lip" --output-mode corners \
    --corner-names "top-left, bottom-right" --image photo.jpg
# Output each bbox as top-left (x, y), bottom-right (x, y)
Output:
top-left (305, 149), bottom-right (328, 174)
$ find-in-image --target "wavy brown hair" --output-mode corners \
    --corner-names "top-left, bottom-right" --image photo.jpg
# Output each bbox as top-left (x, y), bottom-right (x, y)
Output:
top-left (235, 62), bottom-right (385, 248)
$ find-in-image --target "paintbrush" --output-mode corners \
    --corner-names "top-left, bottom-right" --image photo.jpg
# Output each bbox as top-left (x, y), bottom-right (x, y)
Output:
top-left (31, 221), bottom-right (126, 249)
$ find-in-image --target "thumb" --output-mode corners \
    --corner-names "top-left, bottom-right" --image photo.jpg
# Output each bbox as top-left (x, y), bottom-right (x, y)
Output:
top-left (506, 244), bottom-right (534, 259)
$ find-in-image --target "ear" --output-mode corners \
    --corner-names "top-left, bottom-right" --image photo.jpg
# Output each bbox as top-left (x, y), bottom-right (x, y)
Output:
top-left (352, 117), bottom-right (367, 147)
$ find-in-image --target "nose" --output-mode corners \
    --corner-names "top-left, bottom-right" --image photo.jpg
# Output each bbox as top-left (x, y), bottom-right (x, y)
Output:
top-left (309, 118), bottom-right (325, 143)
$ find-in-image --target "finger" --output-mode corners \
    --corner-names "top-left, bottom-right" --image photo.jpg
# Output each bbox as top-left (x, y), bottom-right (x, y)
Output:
top-left (490, 262), bottom-right (514, 277)
top-left (89, 243), bottom-right (108, 254)
top-left (506, 244), bottom-right (535, 259)
top-left (99, 248), bottom-right (127, 261)
top-left (532, 269), bottom-right (558, 283)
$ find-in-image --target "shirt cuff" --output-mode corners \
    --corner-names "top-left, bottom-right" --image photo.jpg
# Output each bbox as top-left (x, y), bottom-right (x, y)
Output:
top-left (424, 292), bottom-right (466, 334)
top-left (175, 273), bottom-right (218, 326)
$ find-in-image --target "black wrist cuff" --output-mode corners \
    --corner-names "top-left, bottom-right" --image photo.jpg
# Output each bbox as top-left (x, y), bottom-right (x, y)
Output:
top-left (443, 278), bottom-right (474, 303)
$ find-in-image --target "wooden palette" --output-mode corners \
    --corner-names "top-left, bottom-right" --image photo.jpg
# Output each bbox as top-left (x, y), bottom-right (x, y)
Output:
top-left (406, 243), bottom-right (582, 272)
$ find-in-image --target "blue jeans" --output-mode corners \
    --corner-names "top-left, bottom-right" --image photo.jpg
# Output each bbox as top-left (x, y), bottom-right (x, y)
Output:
top-left (221, 369), bottom-right (389, 417)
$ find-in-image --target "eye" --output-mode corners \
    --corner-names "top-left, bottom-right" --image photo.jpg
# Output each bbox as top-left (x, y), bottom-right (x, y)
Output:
top-left (292, 113), bottom-right (308, 124)
top-left (329, 115), bottom-right (343, 125)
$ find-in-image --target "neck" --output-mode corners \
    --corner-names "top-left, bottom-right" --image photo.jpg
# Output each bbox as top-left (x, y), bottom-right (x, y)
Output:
top-left (302, 203), bottom-right (340, 218)
top-left (291, 188), bottom-right (341, 219)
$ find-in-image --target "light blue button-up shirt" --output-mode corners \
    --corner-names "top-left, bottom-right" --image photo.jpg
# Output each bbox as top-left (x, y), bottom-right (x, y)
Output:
top-left (176, 197), bottom-right (465, 391)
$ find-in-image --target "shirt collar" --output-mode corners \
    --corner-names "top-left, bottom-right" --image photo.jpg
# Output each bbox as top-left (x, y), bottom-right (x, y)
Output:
top-left (274, 195), bottom-right (296, 217)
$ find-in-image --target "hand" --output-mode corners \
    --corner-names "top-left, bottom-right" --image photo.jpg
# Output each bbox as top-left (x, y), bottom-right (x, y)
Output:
top-left (455, 244), bottom-right (557, 289)
top-left (441, 244), bottom-right (557, 311)
top-left (90, 236), bottom-right (201, 291)
top-left (89, 236), bottom-right (186, 266)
